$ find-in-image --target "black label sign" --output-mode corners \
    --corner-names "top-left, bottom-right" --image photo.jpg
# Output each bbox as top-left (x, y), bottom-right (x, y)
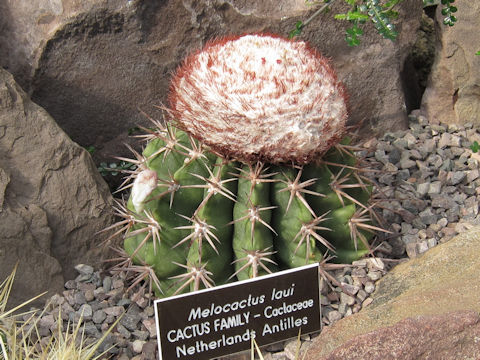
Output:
top-left (154, 263), bottom-right (320, 360)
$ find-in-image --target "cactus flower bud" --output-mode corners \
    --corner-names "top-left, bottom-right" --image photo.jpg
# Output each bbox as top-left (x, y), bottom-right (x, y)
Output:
top-left (168, 33), bottom-right (348, 164)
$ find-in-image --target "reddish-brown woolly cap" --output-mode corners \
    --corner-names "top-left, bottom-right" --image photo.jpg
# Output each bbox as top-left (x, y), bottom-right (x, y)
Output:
top-left (168, 33), bottom-right (348, 164)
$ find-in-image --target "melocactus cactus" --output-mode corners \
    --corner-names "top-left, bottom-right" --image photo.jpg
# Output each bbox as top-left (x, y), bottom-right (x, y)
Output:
top-left (169, 34), bottom-right (348, 164)
top-left (106, 34), bottom-right (384, 298)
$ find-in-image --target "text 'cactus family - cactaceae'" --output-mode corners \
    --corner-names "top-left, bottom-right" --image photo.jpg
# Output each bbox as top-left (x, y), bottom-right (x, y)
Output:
top-left (106, 34), bottom-right (384, 298)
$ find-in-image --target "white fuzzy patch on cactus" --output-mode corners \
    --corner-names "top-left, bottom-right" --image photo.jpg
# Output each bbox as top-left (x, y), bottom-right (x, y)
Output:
top-left (169, 33), bottom-right (348, 164)
top-left (131, 169), bottom-right (158, 212)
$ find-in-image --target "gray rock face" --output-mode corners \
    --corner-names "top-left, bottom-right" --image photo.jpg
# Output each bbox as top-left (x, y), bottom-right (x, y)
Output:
top-left (0, 68), bottom-right (114, 307)
top-left (0, 0), bottom-right (422, 161)
top-left (421, 2), bottom-right (480, 126)
top-left (0, 204), bottom-right (64, 307)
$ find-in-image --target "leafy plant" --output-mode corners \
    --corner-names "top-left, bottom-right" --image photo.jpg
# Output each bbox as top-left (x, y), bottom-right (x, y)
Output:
top-left (336, 0), bottom-right (399, 45)
top-left (291, 0), bottom-right (458, 45)
top-left (85, 146), bottom-right (96, 155)
top-left (289, 0), bottom-right (402, 46)
top-left (440, 0), bottom-right (457, 26)
top-left (98, 160), bottom-right (136, 177)
top-left (344, 23), bottom-right (364, 46)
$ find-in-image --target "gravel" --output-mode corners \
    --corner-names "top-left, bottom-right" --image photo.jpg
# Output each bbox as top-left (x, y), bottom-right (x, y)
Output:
top-left (364, 112), bottom-right (480, 258)
top-left (26, 112), bottom-right (480, 359)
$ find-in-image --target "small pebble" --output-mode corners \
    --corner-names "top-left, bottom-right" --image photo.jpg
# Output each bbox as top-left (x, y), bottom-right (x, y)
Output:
top-left (367, 271), bottom-right (382, 281)
top-left (132, 340), bottom-right (146, 354)
top-left (93, 310), bottom-right (107, 324)
top-left (340, 292), bottom-right (356, 306)
top-left (326, 310), bottom-right (342, 324)
top-left (75, 264), bottom-right (94, 276)
top-left (364, 282), bottom-right (376, 294)
top-left (357, 289), bottom-right (368, 302)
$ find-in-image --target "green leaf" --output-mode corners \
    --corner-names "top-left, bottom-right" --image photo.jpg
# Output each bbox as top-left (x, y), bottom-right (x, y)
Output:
top-left (384, 0), bottom-right (400, 6)
top-left (443, 15), bottom-right (456, 26)
top-left (471, 141), bottom-right (480, 153)
top-left (345, 24), bottom-right (364, 46)
top-left (288, 29), bottom-right (301, 39)
top-left (288, 21), bottom-right (304, 39)
top-left (476, 50), bottom-right (480, 56)
top-left (334, 11), bottom-right (369, 21)
top-left (383, 9), bottom-right (399, 19)
top-left (366, 0), bottom-right (398, 41)
top-left (439, 0), bottom-right (457, 26)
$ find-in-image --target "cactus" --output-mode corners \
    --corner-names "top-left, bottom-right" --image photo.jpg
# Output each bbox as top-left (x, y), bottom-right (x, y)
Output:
top-left (105, 34), bottom-right (385, 297)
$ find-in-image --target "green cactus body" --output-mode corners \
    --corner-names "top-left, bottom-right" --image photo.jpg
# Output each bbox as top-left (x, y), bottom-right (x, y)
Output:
top-left (271, 167), bottom-right (323, 269)
top-left (232, 164), bottom-right (277, 280)
top-left (114, 126), bottom-right (380, 298)
top-left (185, 158), bottom-right (238, 289)
top-left (318, 204), bottom-right (370, 263)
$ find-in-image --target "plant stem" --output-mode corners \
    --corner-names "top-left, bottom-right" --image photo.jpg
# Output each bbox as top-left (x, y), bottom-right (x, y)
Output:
top-left (303, 0), bottom-right (337, 28)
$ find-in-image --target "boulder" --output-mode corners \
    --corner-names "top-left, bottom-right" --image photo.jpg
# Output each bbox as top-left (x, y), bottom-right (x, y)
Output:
top-left (317, 311), bottom-right (480, 360)
top-left (0, 0), bottom-right (422, 161)
top-left (0, 68), bottom-right (114, 307)
top-left (421, 2), bottom-right (480, 125)
top-left (304, 226), bottom-right (480, 359)
top-left (0, 203), bottom-right (64, 308)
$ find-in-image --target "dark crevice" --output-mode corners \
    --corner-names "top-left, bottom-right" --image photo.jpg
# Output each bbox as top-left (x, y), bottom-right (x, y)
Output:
top-left (452, 88), bottom-right (459, 108)
top-left (423, 4), bottom-right (437, 20)
top-left (401, 8), bottom-right (436, 114)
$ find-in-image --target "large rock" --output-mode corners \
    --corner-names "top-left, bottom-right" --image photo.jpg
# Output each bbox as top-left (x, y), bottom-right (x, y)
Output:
top-left (318, 311), bottom-right (480, 359)
top-left (304, 226), bottom-right (480, 359)
top-left (421, 2), bottom-right (480, 125)
top-left (0, 68), bottom-right (114, 307)
top-left (0, 0), bottom-right (422, 161)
